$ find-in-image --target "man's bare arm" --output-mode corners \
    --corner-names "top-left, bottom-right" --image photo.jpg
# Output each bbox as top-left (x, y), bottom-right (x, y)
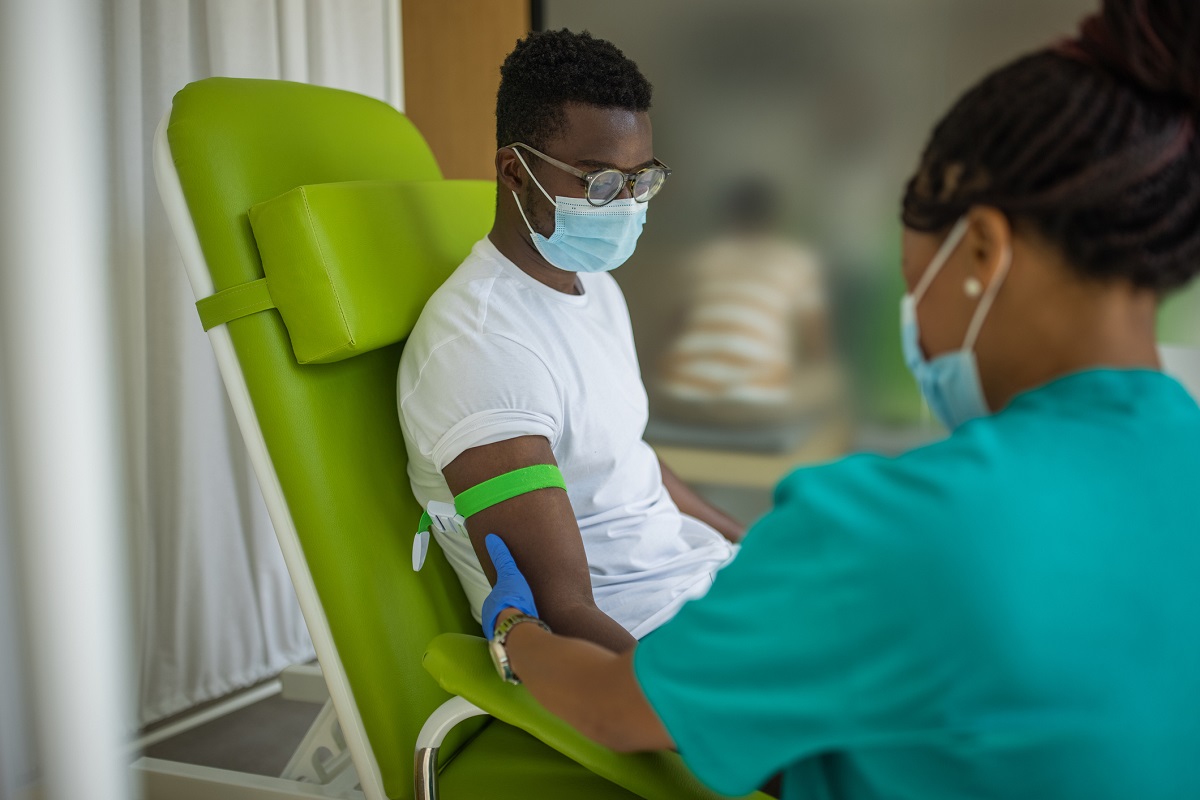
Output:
top-left (658, 457), bottom-right (746, 543)
top-left (442, 435), bottom-right (637, 653)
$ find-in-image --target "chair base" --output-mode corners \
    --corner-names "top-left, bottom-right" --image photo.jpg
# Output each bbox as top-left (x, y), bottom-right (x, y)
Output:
top-left (134, 665), bottom-right (362, 800)
top-left (282, 699), bottom-right (356, 785)
top-left (132, 757), bottom-right (364, 800)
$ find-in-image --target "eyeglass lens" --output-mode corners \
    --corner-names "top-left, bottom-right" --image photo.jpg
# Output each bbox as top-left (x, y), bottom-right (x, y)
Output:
top-left (586, 168), bottom-right (668, 205)
top-left (632, 170), bottom-right (666, 202)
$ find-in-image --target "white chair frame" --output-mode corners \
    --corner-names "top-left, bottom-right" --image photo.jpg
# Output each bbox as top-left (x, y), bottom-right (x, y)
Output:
top-left (134, 107), bottom-right (486, 800)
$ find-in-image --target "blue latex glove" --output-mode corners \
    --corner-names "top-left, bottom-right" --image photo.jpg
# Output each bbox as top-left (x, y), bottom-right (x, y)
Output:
top-left (481, 534), bottom-right (539, 640)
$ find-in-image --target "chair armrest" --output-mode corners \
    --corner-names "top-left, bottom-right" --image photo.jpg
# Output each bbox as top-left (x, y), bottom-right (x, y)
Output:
top-left (423, 633), bottom-right (769, 800)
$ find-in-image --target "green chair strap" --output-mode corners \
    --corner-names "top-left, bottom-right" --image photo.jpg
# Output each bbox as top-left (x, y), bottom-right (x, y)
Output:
top-left (195, 278), bottom-right (276, 331)
top-left (417, 464), bottom-right (567, 535)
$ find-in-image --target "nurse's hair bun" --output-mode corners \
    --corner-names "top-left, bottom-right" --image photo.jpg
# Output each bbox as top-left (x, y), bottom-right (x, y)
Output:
top-left (1063, 0), bottom-right (1200, 111)
top-left (902, 0), bottom-right (1200, 294)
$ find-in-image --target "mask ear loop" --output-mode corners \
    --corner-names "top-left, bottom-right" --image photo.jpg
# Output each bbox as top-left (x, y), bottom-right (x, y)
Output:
top-left (907, 217), bottom-right (966, 429)
top-left (512, 149), bottom-right (557, 205)
top-left (912, 216), bottom-right (971, 304)
top-left (962, 242), bottom-right (1013, 352)
top-left (510, 148), bottom-right (557, 239)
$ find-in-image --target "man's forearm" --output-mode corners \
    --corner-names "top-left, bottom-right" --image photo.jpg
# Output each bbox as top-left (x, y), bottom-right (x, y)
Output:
top-left (541, 600), bottom-right (637, 653)
top-left (502, 610), bottom-right (674, 753)
top-left (658, 457), bottom-right (746, 543)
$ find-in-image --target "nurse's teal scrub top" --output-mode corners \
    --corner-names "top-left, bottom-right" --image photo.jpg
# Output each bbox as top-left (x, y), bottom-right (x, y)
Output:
top-left (634, 369), bottom-right (1200, 800)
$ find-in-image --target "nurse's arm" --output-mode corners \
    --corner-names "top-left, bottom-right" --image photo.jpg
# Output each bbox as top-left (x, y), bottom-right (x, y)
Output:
top-left (498, 607), bottom-right (676, 753)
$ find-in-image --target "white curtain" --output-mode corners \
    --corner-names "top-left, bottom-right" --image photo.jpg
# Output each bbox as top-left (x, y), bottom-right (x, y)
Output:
top-left (111, 0), bottom-right (399, 726)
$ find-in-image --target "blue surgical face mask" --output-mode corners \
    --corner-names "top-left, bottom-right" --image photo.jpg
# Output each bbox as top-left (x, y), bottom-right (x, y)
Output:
top-left (511, 149), bottom-right (646, 273)
top-left (900, 216), bottom-right (1012, 430)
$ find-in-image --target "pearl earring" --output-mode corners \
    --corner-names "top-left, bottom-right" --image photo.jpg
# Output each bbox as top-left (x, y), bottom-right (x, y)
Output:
top-left (964, 277), bottom-right (983, 298)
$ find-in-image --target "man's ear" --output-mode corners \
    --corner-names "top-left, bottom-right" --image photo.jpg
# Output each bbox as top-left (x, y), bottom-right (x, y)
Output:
top-left (496, 147), bottom-right (524, 193)
top-left (964, 206), bottom-right (1013, 289)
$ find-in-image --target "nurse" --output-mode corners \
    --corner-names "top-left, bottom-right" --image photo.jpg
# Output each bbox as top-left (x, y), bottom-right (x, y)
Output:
top-left (479, 1), bottom-right (1200, 798)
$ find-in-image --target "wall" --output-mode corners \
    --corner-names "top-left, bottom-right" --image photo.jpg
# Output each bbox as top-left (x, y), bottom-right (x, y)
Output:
top-left (402, 0), bottom-right (530, 179)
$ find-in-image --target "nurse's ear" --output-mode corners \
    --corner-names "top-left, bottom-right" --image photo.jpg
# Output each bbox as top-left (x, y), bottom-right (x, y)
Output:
top-left (496, 147), bottom-right (525, 193)
top-left (963, 207), bottom-right (1014, 294)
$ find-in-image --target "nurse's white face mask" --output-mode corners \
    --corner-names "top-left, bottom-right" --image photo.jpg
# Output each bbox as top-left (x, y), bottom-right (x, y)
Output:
top-left (900, 216), bottom-right (1013, 430)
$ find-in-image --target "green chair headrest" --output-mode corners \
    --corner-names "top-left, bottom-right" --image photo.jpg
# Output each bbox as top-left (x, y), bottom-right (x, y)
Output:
top-left (247, 179), bottom-right (496, 364)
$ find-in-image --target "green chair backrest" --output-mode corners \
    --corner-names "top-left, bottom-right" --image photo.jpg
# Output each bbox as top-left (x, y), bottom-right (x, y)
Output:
top-left (164, 77), bottom-right (487, 798)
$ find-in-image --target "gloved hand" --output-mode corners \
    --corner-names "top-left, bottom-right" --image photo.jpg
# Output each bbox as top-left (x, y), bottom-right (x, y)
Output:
top-left (481, 534), bottom-right (539, 640)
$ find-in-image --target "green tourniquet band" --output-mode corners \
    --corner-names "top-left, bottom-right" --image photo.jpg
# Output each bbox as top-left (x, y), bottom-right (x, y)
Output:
top-left (455, 464), bottom-right (566, 518)
top-left (417, 464), bottom-right (566, 534)
top-left (196, 278), bottom-right (276, 331)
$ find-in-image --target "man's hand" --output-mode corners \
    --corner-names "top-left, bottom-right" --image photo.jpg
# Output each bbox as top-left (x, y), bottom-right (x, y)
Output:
top-left (481, 534), bottom-right (538, 639)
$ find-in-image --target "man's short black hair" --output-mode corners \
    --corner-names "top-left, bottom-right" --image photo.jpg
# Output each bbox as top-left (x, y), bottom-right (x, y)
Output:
top-left (496, 29), bottom-right (653, 151)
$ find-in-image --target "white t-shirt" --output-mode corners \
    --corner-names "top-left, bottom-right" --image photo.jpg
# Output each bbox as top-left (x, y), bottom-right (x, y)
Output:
top-left (397, 236), bottom-right (736, 639)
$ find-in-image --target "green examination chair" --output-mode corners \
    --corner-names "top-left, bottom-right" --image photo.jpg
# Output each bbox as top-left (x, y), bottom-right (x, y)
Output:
top-left (144, 77), bottom-right (766, 800)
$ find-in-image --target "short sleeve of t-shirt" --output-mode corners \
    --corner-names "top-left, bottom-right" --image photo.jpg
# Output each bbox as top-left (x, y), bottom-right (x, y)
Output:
top-left (632, 455), bottom-right (937, 797)
top-left (400, 332), bottom-right (563, 471)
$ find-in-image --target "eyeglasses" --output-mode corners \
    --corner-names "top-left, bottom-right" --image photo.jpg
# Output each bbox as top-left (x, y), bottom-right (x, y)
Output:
top-left (508, 142), bottom-right (672, 207)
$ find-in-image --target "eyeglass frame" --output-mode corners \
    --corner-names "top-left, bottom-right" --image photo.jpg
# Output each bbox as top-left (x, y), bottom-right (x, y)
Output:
top-left (506, 142), bottom-right (672, 207)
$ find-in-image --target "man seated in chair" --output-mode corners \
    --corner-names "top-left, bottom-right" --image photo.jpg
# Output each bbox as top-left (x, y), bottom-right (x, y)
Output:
top-left (398, 29), bottom-right (742, 653)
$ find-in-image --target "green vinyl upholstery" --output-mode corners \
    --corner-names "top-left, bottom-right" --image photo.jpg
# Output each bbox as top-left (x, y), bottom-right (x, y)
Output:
top-left (166, 77), bottom-right (484, 798)
top-left (165, 77), bottom-right (761, 800)
top-left (248, 180), bottom-right (497, 364)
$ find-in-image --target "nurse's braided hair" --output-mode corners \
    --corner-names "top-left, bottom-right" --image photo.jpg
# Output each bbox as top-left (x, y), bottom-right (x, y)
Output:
top-left (496, 29), bottom-right (652, 152)
top-left (902, 0), bottom-right (1200, 294)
